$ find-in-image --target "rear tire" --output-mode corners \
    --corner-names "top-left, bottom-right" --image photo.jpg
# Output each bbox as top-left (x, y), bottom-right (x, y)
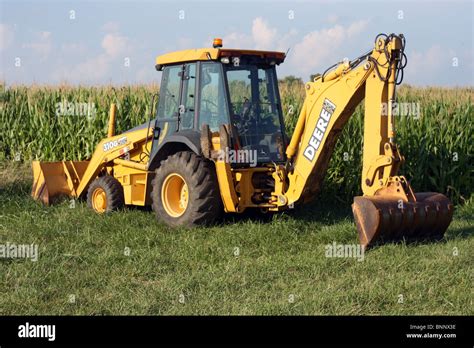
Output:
top-left (151, 151), bottom-right (222, 227)
top-left (87, 175), bottom-right (124, 213)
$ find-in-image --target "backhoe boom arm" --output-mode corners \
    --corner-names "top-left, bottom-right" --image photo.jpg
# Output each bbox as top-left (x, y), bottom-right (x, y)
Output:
top-left (273, 33), bottom-right (453, 248)
top-left (283, 34), bottom-right (401, 204)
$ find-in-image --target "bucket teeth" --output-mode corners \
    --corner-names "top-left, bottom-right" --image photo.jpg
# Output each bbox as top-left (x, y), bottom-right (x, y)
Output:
top-left (352, 193), bottom-right (453, 248)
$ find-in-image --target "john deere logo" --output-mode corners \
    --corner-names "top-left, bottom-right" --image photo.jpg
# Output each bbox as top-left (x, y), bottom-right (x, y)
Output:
top-left (303, 99), bottom-right (336, 161)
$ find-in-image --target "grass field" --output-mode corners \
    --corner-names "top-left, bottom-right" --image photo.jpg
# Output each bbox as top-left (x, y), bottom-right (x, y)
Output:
top-left (1, 83), bottom-right (472, 315)
top-left (1, 162), bottom-right (472, 315)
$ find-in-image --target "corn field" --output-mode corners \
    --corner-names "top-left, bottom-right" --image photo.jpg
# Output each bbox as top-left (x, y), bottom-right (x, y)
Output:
top-left (0, 83), bottom-right (472, 204)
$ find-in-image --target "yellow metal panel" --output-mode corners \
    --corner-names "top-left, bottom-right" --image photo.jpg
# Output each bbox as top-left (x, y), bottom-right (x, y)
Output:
top-left (74, 126), bottom-right (152, 197)
top-left (215, 161), bottom-right (238, 213)
top-left (156, 48), bottom-right (286, 66)
top-left (130, 173), bottom-right (148, 205)
top-left (284, 62), bottom-right (372, 205)
top-left (156, 48), bottom-right (220, 65)
top-left (113, 158), bottom-right (148, 171)
top-left (113, 165), bottom-right (151, 206)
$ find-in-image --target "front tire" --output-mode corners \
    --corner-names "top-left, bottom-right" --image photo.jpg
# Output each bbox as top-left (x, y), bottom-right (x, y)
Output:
top-left (151, 151), bottom-right (222, 227)
top-left (87, 175), bottom-right (124, 213)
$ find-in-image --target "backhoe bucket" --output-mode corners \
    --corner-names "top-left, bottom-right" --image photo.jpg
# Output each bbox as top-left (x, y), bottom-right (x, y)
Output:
top-left (32, 160), bottom-right (89, 205)
top-left (352, 192), bottom-right (453, 248)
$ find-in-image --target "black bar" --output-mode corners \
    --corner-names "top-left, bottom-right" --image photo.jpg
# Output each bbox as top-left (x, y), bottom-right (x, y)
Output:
top-left (0, 315), bottom-right (472, 346)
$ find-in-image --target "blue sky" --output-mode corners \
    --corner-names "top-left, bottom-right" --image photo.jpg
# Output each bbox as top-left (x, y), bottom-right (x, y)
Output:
top-left (1, 0), bottom-right (472, 86)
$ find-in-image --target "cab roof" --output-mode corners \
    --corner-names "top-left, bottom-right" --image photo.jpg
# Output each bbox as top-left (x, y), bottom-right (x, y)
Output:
top-left (155, 48), bottom-right (286, 70)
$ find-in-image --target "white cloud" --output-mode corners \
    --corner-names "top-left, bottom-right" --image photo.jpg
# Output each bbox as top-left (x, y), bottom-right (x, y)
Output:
top-left (74, 54), bottom-right (110, 79)
top-left (52, 23), bottom-right (131, 83)
top-left (220, 18), bottom-right (279, 50)
top-left (219, 17), bottom-right (369, 78)
top-left (22, 31), bottom-right (52, 59)
top-left (252, 17), bottom-right (277, 50)
top-left (291, 26), bottom-right (345, 72)
top-left (135, 65), bottom-right (156, 83)
top-left (60, 42), bottom-right (87, 56)
top-left (101, 21), bottom-right (120, 34)
top-left (217, 19), bottom-right (468, 86)
top-left (408, 45), bottom-right (443, 71)
top-left (102, 33), bottom-right (128, 58)
top-left (53, 53), bottom-right (110, 83)
top-left (221, 32), bottom-right (251, 49)
top-left (347, 19), bottom-right (369, 37)
top-left (288, 20), bottom-right (369, 77)
top-left (0, 23), bottom-right (14, 51)
top-left (327, 14), bottom-right (339, 24)
top-left (276, 29), bottom-right (298, 52)
top-left (403, 45), bottom-right (460, 85)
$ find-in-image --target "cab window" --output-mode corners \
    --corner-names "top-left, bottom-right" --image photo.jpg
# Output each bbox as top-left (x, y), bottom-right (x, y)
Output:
top-left (157, 65), bottom-right (181, 121)
top-left (198, 62), bottom-right (230, 132)
top-left (180, 63), bottom-right (196, 129)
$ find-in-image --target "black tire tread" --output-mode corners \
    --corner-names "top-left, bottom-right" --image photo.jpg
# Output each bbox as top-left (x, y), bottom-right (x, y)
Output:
top-left (87, 175), bottom-right (124, 213)
top-left (151, 151), bottom-right (222, 227)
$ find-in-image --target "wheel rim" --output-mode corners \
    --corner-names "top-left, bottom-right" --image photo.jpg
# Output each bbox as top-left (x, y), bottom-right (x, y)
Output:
top-left (161, 173), bottom-right (189, 218)
top-left (92, 187), bottom-right (107, 213)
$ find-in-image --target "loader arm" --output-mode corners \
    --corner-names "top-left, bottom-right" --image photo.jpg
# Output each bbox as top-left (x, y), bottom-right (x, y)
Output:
top-left (32, 104), bottom-right (153, 205)
top-left (275, 33), bottom-right (453, 247)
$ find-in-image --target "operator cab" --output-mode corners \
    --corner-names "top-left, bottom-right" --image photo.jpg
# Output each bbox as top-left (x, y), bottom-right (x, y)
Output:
top-left (154, 39), bottom-right (287, 166)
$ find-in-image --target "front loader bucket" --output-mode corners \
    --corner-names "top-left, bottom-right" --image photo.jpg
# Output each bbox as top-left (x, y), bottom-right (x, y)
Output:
top-left (352, 192), bottom-right (453, 248)
top-left (31, 160), bottom-right (89, 205)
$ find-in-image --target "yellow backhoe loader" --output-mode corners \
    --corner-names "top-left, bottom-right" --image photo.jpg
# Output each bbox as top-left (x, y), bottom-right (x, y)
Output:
top-left (32, 34), bottom-right (453, 248)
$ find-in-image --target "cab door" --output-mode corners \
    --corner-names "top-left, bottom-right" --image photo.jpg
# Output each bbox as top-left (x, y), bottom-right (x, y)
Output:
top-left (155, 64), bottom-right (183, 143)
top-left (154, 63), bottom-right (197, 143)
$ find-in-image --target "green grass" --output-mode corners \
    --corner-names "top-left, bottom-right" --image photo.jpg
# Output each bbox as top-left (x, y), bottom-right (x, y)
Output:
top-left (1, 162), bottom-right (472, 315)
